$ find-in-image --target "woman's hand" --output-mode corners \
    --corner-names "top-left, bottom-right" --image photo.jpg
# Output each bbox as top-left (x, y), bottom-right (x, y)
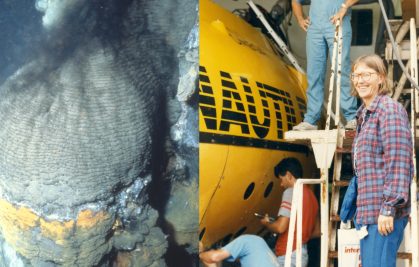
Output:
top-left (377, 215), bottom-right (394, 236)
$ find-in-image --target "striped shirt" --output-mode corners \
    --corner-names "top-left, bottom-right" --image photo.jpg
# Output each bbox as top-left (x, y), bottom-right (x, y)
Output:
top-left (352, 95), bottom-right (413, 225)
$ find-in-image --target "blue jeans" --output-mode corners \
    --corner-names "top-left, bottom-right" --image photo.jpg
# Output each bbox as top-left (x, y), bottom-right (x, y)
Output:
top-left (359, 217), bottom-right (408, 267)
top-left (277, 244), bottom-right (308, 267)
top-left (304, 18), bottom-right (357, 125)
top-left (223, 235), bottom-right (280, 267)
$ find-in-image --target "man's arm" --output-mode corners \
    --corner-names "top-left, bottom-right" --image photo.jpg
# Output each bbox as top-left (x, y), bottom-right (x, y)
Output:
top-left (261, 187), bottom-right (292, 233)
top-left (292, 1), bottom-right (310, 31)
top-left (330, 0), bottom-right (359, 24)
top-left (199, 249), bottom-right (230, 266)
top-left (344, 0), bottom-right (360, 8)
top-left (260, 215), bottom-right (290, 234)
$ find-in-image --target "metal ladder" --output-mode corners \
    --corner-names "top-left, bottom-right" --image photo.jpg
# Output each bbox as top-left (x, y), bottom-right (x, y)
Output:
top-left (327, 128), bottom-right (354, 265)
top-left (283, 20), bottom-right (345, 267)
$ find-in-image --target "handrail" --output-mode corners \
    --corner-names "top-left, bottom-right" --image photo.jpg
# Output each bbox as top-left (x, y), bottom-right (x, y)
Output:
top-left (335, 20), bottom-right (343, 127)
top-left (325, 21), bottom-right (343, 130)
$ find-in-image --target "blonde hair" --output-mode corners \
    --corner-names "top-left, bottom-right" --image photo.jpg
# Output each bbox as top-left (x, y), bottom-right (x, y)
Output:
top-left (351, 54), bottom-right (392, 97)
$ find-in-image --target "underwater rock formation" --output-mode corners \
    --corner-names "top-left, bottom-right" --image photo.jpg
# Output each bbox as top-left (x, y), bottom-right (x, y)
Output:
top-left (0, 0), bottom-right (197, 266)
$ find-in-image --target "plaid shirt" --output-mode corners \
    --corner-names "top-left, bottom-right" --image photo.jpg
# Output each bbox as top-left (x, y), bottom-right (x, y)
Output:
top-left (352, 95), bottom-right (413, 225)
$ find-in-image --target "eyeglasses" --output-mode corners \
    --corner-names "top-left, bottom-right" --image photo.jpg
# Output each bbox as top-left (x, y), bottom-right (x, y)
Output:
top-left (350, 72), bottom-right (377, 82)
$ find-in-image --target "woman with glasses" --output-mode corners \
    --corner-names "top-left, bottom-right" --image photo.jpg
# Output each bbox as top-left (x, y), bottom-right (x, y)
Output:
top-left (350, 54), bottom-right (413, 267)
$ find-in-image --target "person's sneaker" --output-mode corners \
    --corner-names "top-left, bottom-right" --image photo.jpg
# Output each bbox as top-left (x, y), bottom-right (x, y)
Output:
top-left (292, 122), bottom-right (318, 131)
top-left (345, 119), bottom-right (357, 130)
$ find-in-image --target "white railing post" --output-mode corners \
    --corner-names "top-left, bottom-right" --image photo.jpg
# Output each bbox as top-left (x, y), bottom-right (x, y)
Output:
top-left (326, 20), bottom-right (340, 130)
top-left (285, 180), bottom-right (299, 267)
top-left (335, 21), bottom-right (343, 127)
top-left (296, 181), bottom-right (303, 267)
top-left (409, 17), bottom-right (419, 267)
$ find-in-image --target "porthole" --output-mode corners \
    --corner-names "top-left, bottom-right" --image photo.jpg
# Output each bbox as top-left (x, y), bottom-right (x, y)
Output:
top-left (233, 226), bottom-right (247, 238)
top-left (199, 228), bottom-right (206, 241)
top-left (243, 182), bottom-right (255, 200)
top-left (221, 233), bottom-right (233, 246)
top-left (264, 181), bottom-right (274, 198)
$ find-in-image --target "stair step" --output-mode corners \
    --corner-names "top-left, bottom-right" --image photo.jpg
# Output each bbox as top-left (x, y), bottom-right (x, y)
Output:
top-left (328, 251), bottom-right (338, 259)
top-left (330, 215), bottom-right (341, 222)
top-left (333, 181), bottom-right (349, 187)
top-left (342, 130), bottom-right (355, 150)
top-left (335, 147), bottom-right (351, 154)
top-left (398, 252), bottom-right (413, 260)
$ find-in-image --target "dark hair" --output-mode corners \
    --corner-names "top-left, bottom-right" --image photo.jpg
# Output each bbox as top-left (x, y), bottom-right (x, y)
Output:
top-left (274, 157), bottom-right (303, 179)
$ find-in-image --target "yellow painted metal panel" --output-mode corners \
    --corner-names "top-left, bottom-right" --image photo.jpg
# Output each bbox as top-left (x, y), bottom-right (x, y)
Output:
top-left (199, 0), bottom-right (308, 139)
top-left (199, 143), bottom-right (229, 222)
top-left (200, 146), bottom-right (315, 246)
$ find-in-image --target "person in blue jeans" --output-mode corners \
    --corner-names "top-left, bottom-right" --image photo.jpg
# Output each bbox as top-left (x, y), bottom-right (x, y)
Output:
top-left (292, 0), bottom-right (359, 131)
top-left (350, 55), bottom-right (412, 267)
top-left (199, 235), bottom-right (280, 267)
